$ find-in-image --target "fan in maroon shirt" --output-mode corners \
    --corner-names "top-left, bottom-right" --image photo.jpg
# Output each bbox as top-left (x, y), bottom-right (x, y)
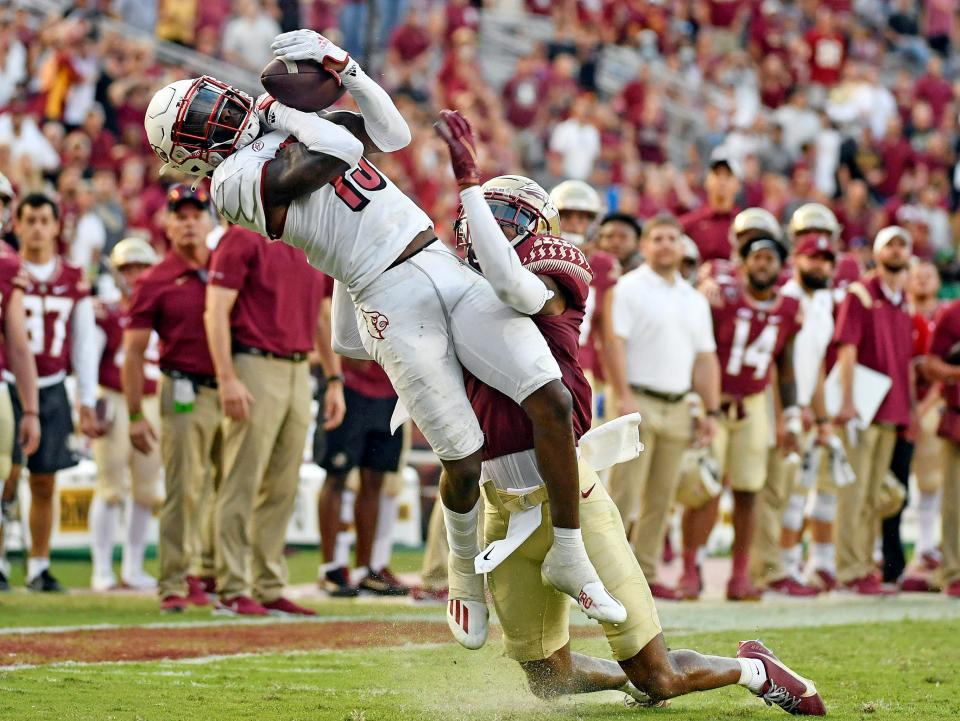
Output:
top-left (680, 154), bottom-right (740, 262)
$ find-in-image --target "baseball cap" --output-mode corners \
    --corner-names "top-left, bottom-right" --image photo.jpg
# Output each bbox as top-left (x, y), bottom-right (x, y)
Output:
top-left (740, 234), bottom-right (787, 263)
top-left (167, 183), bottom-right (210, 211)
top-left (708, 148), bottom-right (741, 180)
top-left (793, 233), bottom-right (836, 261)
top-left (874, 225), bottom-right (912, 255)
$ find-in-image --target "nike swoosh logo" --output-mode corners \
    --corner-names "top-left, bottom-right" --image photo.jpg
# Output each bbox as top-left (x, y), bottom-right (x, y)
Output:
top-left (581, 484), bottom-right (596, 499)
top-left (482, 548), bottom-right (494, 561)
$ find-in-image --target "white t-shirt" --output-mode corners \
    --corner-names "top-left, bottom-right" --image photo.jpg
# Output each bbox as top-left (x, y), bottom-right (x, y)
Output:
top-left (610, 264), bottom-right (716, 394)
top-left (781, 278), bottom-right (833, 406)
top-left (212, 131), bottom-right (432, 292)
top-left (549, 119), bottom-right (600, 180)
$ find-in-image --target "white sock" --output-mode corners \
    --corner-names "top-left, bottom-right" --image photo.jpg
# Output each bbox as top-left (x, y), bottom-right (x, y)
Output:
top-left (27, 556), bottom-right (49, 581)
top-left (737, 657), bottom-right (767, 693)
top-left (552, 526), bottom-right (586, 552)
top-left (915, 491), bottom-right (941, 556)
top-left (88, 496), bottom-right (117, 580)
top-left (442, 498), bottom-right (481, 559)
top-left (811, 542), bottom-right (836, 574)
top-left (341, 489), bottom-right (356, 524)
top-left (122, 500), bottom-right (152, 580)
top-left (371, 492), bottom-right (397, 572)
top-left (333, 530), bottom-right (352, 568)
top-left (782, 545), bottom-right (803, 579)
top-left (0, 557), bottom-right (9, 576)
top-left (696, 546), bottom-right (708, 566)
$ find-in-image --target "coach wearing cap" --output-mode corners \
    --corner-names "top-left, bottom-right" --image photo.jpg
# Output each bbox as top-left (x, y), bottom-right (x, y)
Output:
top-left (832, 226), bottom-right (916, 595)
top-left (123, 184), bottom-right (222, 612)
top-left (205, 221), bottom-right (340, 617)
top-left (679, 150), bottom-right (741, 262)
top-left (604, 213), bottom-right (721, 598)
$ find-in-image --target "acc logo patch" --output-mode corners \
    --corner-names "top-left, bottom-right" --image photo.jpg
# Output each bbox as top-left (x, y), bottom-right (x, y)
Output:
top-left (361, 309), bottom-right (389, 339)
top-left (252, 140), bottom-right (264, 152)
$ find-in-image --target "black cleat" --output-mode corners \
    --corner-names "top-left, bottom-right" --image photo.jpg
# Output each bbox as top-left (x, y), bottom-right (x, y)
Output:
top-left (26, 569), bottom-right (65, 593)
top-left (359, 569), bottom-right (410, 596)
top-left (0, 569), bottom-right (9, 591)
top-left (321, 566), bottom-right (360, 597)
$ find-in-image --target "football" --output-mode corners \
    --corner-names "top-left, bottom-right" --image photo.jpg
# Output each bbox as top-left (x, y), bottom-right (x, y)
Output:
top-left (260, 58), bottom-right (346, 112)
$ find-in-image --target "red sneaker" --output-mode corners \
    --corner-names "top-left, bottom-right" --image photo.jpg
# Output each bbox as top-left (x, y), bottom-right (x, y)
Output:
top-left (809, 569), bottom-right (837, 592)
top-left (186, 576), bottom-right (212, 606)
top-left (678, 566), bottom-right (702, 600)
top-left (946, 580), bottom-right (960, 598)
top-left (262, 596), bottom-right (316, 616)
top-left (727, 576), bottom-right (763, 601)
top-left (649, 582), bottom-right (682, 600)
top-left (737, 640), bottom-right (826, 715)
top-left (766, 577), bottom-right (821, 597)
top-left (214, 595), bottom-right (269, 616)
top-left (841, 575), bottom-right (897, 596)
top-left (160, 595), bottom-right (189, 613)
top-left (411, 586), bottom-right (448, 603)
top-left (900, 576), bottom-right (936, 593)
top-left (199, 576), bottom-right (217, 594)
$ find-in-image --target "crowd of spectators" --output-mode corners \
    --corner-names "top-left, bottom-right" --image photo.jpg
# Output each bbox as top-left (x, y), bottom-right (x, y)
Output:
top-left (2, 0), bottom-right (960, 289)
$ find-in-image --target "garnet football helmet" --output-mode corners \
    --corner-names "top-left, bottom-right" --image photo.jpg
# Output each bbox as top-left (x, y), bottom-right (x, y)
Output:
top-left (145, 76), bottom-right (260, 179)
top-left (787, 203), bottom-right (841, 243)
top-left (455, 174), bottom-right (560, 250)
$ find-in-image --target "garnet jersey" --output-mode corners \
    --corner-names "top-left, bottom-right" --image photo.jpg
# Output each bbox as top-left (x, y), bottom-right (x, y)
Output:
top-left (712, 281), bottom-right (802, 398)
top-left (20, 259), bottom-right (90, 378)
top-left (466, 234), bottom-right (593, 461)
top-left (0, 252), bottom-right (24, 373)
top-left (95, 301), bottom-right (160, 395)
top-left (211, 124), bottom-right (433, 292)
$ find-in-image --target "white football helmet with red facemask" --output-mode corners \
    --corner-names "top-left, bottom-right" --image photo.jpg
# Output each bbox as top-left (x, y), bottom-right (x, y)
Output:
top-left (145, 76), bottom-right (260, 180)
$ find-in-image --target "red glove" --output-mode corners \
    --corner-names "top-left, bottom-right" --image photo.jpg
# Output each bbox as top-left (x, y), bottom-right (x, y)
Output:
top-left (433, 109), bottom-right (480, 188)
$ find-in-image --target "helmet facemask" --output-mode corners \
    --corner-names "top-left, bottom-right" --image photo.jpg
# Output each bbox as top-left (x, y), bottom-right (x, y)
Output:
top-left (455, 194), bottom-right (548, 269)
top-left (168, 77), bottom-right (257, 176)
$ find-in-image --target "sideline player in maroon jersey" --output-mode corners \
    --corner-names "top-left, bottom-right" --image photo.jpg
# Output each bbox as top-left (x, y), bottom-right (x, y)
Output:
top-left (88, 238), bottom-right (162, 592)
top-left (6, 193), bottom-right (100, 592)
top-left (435, 110), bottom-right (825, 716)
top-left (0, 182), bottom-right (40, 591)
top-left (679, 230), bottom-right (803, 601)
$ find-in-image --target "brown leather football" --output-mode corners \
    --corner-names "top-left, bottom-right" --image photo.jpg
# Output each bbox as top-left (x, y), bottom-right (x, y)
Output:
top-left (260, 58), bottom-right (346, 112)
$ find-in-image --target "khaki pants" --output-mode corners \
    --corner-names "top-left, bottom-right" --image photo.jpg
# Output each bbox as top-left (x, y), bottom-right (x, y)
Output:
top-left (835, 424), bottom-right (897, 584)
top-left (484, 460), bottom-right (661, 662)
top-left (193, 430), bottom-right (222, 578)
top-left (941, 440), bottom-right (960, 587)
top-left (914, 400), bottom-right (944, 494)
top-left (420, 497), bottom-right (449, 590)
top-left (750, 447), bottom-right (800, 586)
top-left (158, 377), bottom-right (222, 598)
top-left (216, 354), bottom-right (311, 602)
top-left (714, 392), bottom-right (770, 492)
top-left (93, 389), bottom-right (162, 507)
top-left (608, 390), bottom-right (691, 581)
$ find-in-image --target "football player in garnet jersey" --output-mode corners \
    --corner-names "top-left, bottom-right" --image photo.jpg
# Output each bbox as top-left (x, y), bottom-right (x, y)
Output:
top-left (145, 29), bottom-right (622, 642)
top-left (88, 238), bottom-right (162, 592)
top-left (679, 230), bottom-right (804, 602)
top-left (8, 193), bottom-right (101, 592)
top-left (434, 110), bottom-right (825, 717)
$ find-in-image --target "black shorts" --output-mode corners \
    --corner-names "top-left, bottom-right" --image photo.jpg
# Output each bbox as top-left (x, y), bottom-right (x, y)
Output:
top-left (320, 386), bottom-right (402, 475)
top-left (10, 381), bottom-right (78, 474)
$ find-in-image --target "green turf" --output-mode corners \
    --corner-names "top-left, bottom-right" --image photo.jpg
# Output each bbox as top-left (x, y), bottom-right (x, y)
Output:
top-left (1, 620), bottom-right (958, 720)
top-left (1, 545), bottom-right (424, 591)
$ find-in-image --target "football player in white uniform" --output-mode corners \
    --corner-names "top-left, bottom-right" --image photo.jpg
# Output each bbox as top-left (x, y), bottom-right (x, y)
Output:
top-left (144, 30), bottom-right (624, 647)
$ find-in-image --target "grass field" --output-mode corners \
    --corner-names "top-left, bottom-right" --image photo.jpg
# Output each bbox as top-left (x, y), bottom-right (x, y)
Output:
top-left (2, 551), bottom-right (959, 720)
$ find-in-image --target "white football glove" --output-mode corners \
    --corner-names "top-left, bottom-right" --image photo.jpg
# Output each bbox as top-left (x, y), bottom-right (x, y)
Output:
top-left (271, 29), bottom-right (349, 67)
top-left (255, 93), bottom-right (277, 130)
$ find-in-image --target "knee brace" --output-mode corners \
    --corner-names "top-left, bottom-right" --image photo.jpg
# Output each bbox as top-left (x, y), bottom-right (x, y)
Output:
top-left (782, 493), bottom-right (807, 532)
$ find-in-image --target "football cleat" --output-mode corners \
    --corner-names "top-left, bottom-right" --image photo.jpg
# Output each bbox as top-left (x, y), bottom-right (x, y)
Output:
top-left (678, 564), bottom-right (703, 600)
top-left (622, 681), bottom-right (670, 708)
top-left (446, 553), bottom-right (488, 649)
top-left (214, 595), bottom-right (269, 616)
top-left (321, 567), bottom-right (360, 597)
top-left (840, 575), bottom-right (896, 596)
top-left (122, 571), bottom-right (158, 591)
top-left (358, 569), bottom-right (409, 596)
top-left (727, 575), bottom-right (763, 602)
top-left (262, 597), bottom-right (316, 616)
top-left (542, 544), bottom-right (626, 624)
top-left (411, 586), bottom-right (448, 604)
top-left (160, 595), bottom-right (189, 613)
top-left (737, 640), bottom-right (826, 715)
top-left (765, 577), bottom-right (821, 598)
top-left (26, 569), bottom-right (65, 593)
top-left (946, 580), bottom-right (960, 598)
top-left (808, 568), bottom-right (837, 592)
top-left (186, 576), bottom-right (212, 606)
top-left (649, 582), bottom-right (683, 601)
top-left (91, 572), bottom-right (119, 592)
top-left (899, 576), bottom-right (936, 593)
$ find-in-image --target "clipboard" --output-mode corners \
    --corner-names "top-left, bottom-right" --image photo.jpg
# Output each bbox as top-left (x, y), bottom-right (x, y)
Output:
top-left (824, 363), bottom-right (892, 428)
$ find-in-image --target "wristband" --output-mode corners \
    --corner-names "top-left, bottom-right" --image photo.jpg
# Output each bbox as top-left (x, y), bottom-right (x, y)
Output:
top-left (129, 410), bottom-right (145, 422)
top-left (22, 410), bottom-right (38, 418)
top-left (326, 374), bottom-right (344, 384)
top-left (706, 409), bottom-right (722, 418)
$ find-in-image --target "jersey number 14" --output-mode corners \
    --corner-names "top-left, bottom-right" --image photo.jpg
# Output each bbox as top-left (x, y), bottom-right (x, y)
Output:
top-left (726, 318), bottom-right (779, 379)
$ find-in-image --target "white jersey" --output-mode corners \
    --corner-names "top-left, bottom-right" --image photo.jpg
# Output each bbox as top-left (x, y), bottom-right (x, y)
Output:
top-left (211, 130), bottom-right (433, 291)
top-left (782, 278), bottom-right (834, 407)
